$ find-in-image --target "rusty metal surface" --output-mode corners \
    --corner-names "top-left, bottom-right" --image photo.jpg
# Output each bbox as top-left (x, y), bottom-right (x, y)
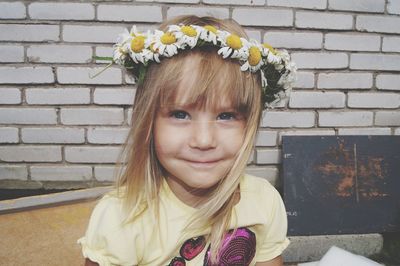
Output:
top-left (283, 136), bottom-right (400, 236)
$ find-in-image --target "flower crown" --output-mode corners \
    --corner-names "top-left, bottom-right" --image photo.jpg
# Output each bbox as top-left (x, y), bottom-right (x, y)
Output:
top-left (106, 24), bottom-right (296, 109)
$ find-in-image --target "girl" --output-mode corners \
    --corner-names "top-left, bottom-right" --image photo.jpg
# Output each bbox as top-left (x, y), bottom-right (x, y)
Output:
top-left (79, 15), bottom-right (295, 266)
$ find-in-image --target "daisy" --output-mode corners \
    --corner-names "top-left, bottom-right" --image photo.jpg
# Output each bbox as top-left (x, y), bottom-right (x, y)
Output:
top-left (151, 30), bottom-right (181, 57)
top-left (240, 40), bottom-right (264, 72)
top-left (113, 29), bottom-right (131, 65)
top-left (217, 32), bottom-right (249, 60)
top-left (198, 25), bottom-right (219, 45)
top-left (169, 25), bottom-right (200, 48)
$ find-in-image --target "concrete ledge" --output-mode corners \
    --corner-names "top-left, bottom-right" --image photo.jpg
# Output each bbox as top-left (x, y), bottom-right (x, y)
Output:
top-left (283, 234), bottom-right (383, 263)
top-left (0, 186), bottom-right (111, 213)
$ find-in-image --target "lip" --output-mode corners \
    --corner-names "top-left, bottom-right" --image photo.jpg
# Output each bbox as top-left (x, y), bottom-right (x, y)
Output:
top-left (183, 159), bottom-right (220, 168)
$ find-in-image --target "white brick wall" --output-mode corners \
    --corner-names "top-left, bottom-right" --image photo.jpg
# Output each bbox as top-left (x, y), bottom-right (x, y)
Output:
top-left (97, 5), bottom-right (162, 22)
top-left (0, 2), bottom-right (26, 19)
top-left (328, 0), bottom-right (385, 13)
top-left (28, 3), bottom-right (95, 20)
top-left (317, 73), bottom-right (373, 89)
top-left (295, 12), bottom-right (353, 30)
top-left (0, 0), bottom-right (399, 188)
top-left (264, 31), bottom-right (323, 49)
top-left (233, 8), bottom-right (293, 26)
top-left (291, 52), bottom-right (348, 69)
top-left (27, 45), bottom-right (92, 63)
top-left (0, 24), bottom-right (59, 42)
top-left (376, 75), bottom-right (400, 91)
top-left (324, 33), bottom-right (380, 51)
top-left (0, 45), bottom-right (24, 63)
top-left (356, 15), bottom-right (400, 34)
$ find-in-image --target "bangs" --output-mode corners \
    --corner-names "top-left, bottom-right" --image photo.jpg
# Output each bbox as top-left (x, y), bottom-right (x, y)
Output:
top-left (154, 48), bottom-right (260, 116)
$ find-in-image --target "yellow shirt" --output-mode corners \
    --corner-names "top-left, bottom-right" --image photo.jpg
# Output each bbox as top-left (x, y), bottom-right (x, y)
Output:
top-left (78, 175), bottom-right (289, 265)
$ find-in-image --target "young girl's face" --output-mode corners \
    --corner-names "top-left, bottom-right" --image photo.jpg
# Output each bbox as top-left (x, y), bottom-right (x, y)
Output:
top-left (154, 99), bottom-right (245, 202)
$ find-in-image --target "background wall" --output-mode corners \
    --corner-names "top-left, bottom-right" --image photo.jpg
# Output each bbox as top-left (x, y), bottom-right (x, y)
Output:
top-left (0, 0), bottom-right (399, 190)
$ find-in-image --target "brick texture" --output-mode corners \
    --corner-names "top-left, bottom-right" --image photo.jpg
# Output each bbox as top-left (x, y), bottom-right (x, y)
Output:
top-left (0, 0), bottom-right (399, 188)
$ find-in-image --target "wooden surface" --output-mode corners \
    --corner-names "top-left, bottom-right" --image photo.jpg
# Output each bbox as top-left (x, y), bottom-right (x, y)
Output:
top-left (0, 200), bottom-right (97, 265)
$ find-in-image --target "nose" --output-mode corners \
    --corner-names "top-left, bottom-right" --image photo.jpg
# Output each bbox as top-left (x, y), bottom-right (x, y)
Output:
top-left (189, 120), bottom-right (217, 150)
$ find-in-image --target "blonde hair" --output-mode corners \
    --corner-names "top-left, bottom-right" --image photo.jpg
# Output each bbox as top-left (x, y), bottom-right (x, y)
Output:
top-left (115, 15), bottom-right (262, 263)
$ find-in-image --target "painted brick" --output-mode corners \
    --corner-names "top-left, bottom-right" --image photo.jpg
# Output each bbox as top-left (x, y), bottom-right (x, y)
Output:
top-left (296, 11), bottom-right (353, 30)
top-left (245, 167), bottom-right (278, 185)
top-left (94, 166), bottom-right (118, 182)
top-left (356, 15), bottom-right (400, 34)
top-left (0, 45), bottom-right (24, 62)
top-left (21, 128), bottom-right (85, 144)
top-left (256, 149), bottom-right (281, 164)
top-left (350, 54), bottom-right (400, 71)
top-left (293, 71), bottom-right (314, 89)
top-left (31, 165), bottom-right (92, 181)
top-left (348, 93), bottom-right (400, 108)
top-left (261, 111), bottom-right (315, 128)
top-left (204, 0), bottom-right (264, 5)
top-left (140, 0), bottom-right (199, 3)
top-left (26, 88), bottom-right (90, 105)
top-left (255, 130), bottom-right (277, 147)
top-left (0, 24), bottom-right (59, 42)
top-left (167, 7), bottom-right (229, 19)
top-left (0, 89), bottom-right (21, 104)
top-left (329, 0), bottom-right (385, 13)
top-left (0, 127), bottom-right (19, 143)
top-left (0, 2), bottom-right (26, 19)
top-left (0, 67), bottom-right (54, 84)
top-left (0, 146), bottom-right (61, 162)
top-left (63, 25), bottom-right (126, 43)
top-left (382, 37), bottom-right (400, 52)
top-left (264, 31), bottom-right (322, 49)
top-left (291, 52), bottom-right (348, 69)
top-left (325, 33), bottom-right (380, 51)
top-left (61, 108), bottom-right (124, 125)
top-left (338, 127), bottom-right (391, 135)
top-left (279, 129), bottom-right (335, 144)
top-left (27, 45), bottom-right (92, 63)
top-left (245, 30), bottom-right (261, 42)
top-left (388, 0), bottom-right (400, 15)
top-left (376, 74), bottom-right (400, 91)
top-left (65, 146), bottom-right (122, 163)
top-left (97, 5), bottom-right (162, 22)
top-left (57, 67), bottom-right (122, 85)
top-left (0, 165), bottom-right (28, 180)
top-left (375, 111), bottom-right (400, 126)
top-left (395, 128), bottom-right (400, 135)
top-left (233, 8), bottom-right (293, 26)
top-left (88, 127), bottom-right (130, 144)
top-left (0, 108), bottom-right (57, 125)
top-left (289, 91), bottom-right (345, 108)
top-left (94, 88), bottom-right (135, 105)
top-left (319, 111), bottom-right (373, 127)
top-left (267, 0), bottom-right (326, 9)
top-left (29, 3), bottom-right (94, 20)
top-left (318, 73), bottom-right (372, 89)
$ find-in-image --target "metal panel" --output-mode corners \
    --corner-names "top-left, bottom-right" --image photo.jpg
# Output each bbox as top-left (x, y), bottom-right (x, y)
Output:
top-left (282, 136), bottom-right (400, 236)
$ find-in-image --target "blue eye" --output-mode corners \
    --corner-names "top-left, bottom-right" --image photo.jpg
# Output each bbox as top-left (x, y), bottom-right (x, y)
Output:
top-left (170, 110), bottom-right (190, 120)
top-left (217, 112), bottom-right (237, 120)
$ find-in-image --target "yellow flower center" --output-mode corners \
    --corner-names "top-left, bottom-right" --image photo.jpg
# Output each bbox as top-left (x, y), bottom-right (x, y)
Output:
top-left (204, 25), bottom-right (217, 34)
top-left (263, 42), bottom-right (276, 54)
top-left (161, 32), bottom-right (176, 45)
top-left (226, 34), bottom-right (242, 50)
top-left (248, 46), bottom-right (261, 66)
top-left (130, 36), bottom-right (145, 53)
top-left (181, 26), bottom-right (197, 37)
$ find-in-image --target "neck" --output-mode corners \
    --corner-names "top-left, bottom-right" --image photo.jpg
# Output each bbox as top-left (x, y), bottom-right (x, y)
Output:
top-left (165, 176), bottom-right (216, 208)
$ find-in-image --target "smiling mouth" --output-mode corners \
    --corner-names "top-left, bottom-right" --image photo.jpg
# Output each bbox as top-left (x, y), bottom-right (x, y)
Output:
top-left (184, 159), bottom-right (220, 168)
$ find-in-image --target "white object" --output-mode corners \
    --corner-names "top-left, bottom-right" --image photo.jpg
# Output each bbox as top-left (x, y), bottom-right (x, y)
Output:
top-left (298, 246), bottom-right (382, 266)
